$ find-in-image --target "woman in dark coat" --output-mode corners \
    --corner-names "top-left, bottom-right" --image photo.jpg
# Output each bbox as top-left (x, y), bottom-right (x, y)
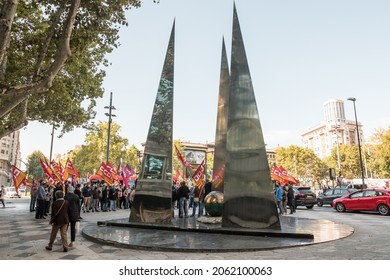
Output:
top-left (64, 186), bottom-right (80, 247)
top-left (287, 185), bottom-right (296, 214)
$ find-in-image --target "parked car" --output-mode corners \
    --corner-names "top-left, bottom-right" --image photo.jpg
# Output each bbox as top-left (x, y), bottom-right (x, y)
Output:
top-left (332, 188), bottom-right (390, 216)
top-left (316, 187), bottom-right (356, 207)
top-left (4, 187), bottom-right (20, 198)
top-left (293, 186), bottom-right (316, 209)
top-left (346, 183), bottom-right (367, 190)
top-left (18, 186), bottom-right (26, 197)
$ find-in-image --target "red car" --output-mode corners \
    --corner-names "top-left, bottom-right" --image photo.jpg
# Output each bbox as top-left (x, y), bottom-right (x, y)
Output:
top-left (332, 188), bottom-right (390, 216)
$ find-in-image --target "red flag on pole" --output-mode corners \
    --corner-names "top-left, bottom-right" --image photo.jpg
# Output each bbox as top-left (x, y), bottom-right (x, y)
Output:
top-left (279, 165), bottom-right (299, 185)
top-left (105, 162), bottom-right (119, 185)
top-left (212, 166), bottom-right (224, 190)
top-left (96, 162), bottom-right (114, 185)
top-left (50, 160), bottom-right (64, 182)
top-left (174, 145), bottom-right (194, 169)
top-left (40, 159), bottom-right (56, 187)
top-left (118, 163), bottom-right (129, 186)
top-left (65, 158), bottom-right (79, 179)
top-left (270, 165), bottom-right (288, 185)
top-left (191, 159), bottom-right (205, 191)
top-left (58, 161), bottom-right (69, 181)
top-left (11, 165), bottom-right (26, 193)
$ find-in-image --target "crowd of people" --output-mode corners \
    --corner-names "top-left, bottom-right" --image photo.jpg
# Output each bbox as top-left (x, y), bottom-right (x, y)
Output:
top-left (30, 180), bottom-right (137, 217)
top-left (171, 179), bottom-right (212, 218)
top-left (20, 176), bottom-right (300, 252)
top-left (274, 181), bottom-right (296, 215)
top-left (28, 180), bottom-right (136, 252)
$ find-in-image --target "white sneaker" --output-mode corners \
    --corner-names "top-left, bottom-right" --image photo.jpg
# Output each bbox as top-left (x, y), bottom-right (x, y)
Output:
top-left (69, 242), bottom-right (74, 247)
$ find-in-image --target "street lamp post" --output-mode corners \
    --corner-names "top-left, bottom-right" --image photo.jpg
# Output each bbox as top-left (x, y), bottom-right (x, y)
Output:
top-left (104, 92), bottom-right (116, 163)
top-left (333, 125), bottom-right (341, 170)
top-left (332, 124), bottom-right (341, 186)
top-left (347, 97), bottom-right (365, 187)
top-left (49, 124), bottom-right (58, 162)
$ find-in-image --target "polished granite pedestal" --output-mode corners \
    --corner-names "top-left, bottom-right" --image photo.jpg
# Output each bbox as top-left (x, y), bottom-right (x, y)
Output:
top-left (82, 215), bottom-right (354, 252)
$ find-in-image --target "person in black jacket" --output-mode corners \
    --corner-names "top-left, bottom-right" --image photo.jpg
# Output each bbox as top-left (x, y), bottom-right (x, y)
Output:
top-left (287, 184), bottom-right (296, 214)
top-left (64, 186), bottom-right (80, 247)
top-left (177, 181), bottom-right (190, 218)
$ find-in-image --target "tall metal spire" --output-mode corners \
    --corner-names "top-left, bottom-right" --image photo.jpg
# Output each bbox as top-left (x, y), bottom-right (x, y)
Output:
top-left (129, 20), bottom-right (175, 225)
top-left (221, 4), bottom-right (281, 229)
top-left (212, 37), bottom-right (230, 192)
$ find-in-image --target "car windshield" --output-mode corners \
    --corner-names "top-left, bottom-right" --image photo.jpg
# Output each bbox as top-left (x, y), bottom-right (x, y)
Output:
top-left (297, 188), bottom-right (313, 194)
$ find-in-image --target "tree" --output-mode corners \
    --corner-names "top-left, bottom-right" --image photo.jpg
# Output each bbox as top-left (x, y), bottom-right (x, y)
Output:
top-left (0, 0), bottom-right (142, 139)
top-left (70, 121), bottom-right (139, 177)
top-left (366, 128), bottom-right (390, 178)
top-left (26, 150), bottom-right (46, 180)
top-left (206, 151), bottom-right (214, 180)
top-left (275, 145), bottom-right (328, 185)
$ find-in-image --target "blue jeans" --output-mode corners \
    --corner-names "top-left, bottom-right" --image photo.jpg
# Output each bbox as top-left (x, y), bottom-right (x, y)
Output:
top-left (179, 197), bottom-right (188, 217)
top-left (109, 200), bottom-right (116, 211)
top-left (191, 200), bottom-right (203, 217)
top-left (277, 200), bottom-right (283, 215)
top-left (191, 200), bottom-right (198, 216)
top-left (30, 196), bottom-right (36, 211)
top-left (102, 201), bottom-right (108, 211)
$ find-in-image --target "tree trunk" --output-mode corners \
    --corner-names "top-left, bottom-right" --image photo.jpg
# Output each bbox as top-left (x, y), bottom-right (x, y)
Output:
top-left (0, 0), bottom-right (18, 83)
top-left (0, 0), bottom-right (81, 137)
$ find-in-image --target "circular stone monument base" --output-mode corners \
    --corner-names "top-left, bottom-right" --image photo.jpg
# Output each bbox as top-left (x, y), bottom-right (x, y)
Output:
top-left (82, 215), bottom-right (354, 252)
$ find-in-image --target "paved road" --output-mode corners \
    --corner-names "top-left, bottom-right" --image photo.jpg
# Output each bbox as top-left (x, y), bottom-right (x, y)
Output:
top-left (0, 197), bottom-right (389, 260)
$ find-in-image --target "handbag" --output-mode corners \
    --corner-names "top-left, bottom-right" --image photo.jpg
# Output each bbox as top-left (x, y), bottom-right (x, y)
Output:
top-left (75, 221), bottom-right (80, 233)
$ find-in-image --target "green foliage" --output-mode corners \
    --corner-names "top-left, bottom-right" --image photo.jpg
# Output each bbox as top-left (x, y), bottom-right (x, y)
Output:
top-left (325, 144), bottom-right (363, 179)
top-left (26, 150), bottom-right (46, 180)
top-left (1, 0), bottom-right (142, 136)
top-left (275, 145), bottom-right (328, 184)
top-left (206, 151), bottom-right (214, 180)
top-left (70, 121), bottom-right (140, 177)
top-left (367, 128), bottom-right (390, 178)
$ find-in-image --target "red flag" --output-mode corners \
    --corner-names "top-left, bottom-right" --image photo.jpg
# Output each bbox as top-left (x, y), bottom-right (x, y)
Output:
top-left (40, 159), bottom-right (56, 186)
top-left (58, 161), bottom-right (69, 181)
top-left (279, 165), bottom-right (299, 185)
top-left (118, 163), bottom-right (129, 186)
top-left (105, 162), bottom-right (119, 184)
top-left (212, 166), bottom-right (224, 190)
top-left (125, 164), bottom-right (136, 176)
top-left (175, 145), bottom-right (194, 169)
top-left (11, 165), bottom-right (26, 192)
top-left (65, 158), bottom-right (79, 179)
top-left (96, 162), bottom-right (114, 185)
top-left (191, 159), bottom-right (205, 191)
top-left (50, 160), bottom-right (63, 182)
top-left (270, 165), bottom-right (288, 185)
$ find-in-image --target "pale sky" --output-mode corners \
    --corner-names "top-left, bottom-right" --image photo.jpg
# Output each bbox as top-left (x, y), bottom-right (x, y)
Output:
top-left (20, 0), bottom-right (390, 163)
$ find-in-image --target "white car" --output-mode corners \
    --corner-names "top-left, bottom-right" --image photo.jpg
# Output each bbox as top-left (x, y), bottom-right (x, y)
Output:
top-left (4, 187), bottom-right (20, 198)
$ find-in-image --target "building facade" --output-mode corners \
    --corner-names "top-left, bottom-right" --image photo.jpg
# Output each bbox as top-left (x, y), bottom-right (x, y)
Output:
top-left (301, 99), bottom-right (364, 160)
top-left (0, 131), bottom-right (21, 186)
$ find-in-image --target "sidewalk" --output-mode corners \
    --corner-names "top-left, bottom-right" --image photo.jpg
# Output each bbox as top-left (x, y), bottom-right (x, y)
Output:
top-left (1, 197), bottom-right (390, 260)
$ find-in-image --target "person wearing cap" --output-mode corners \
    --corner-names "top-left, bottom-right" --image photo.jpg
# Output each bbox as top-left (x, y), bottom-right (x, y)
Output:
top-left (64, 186), bottom-right (80, 247)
